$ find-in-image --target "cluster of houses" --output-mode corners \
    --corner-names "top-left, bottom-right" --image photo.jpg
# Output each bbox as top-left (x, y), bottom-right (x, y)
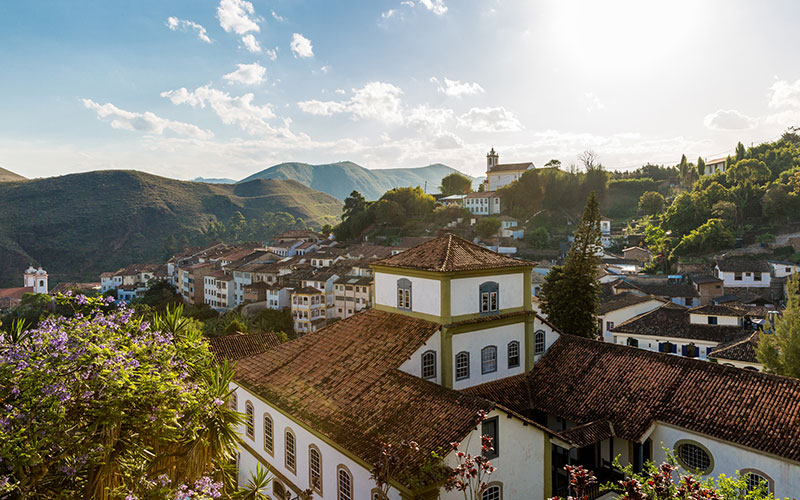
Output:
top-left (206, 235), bottom-right (800, 500)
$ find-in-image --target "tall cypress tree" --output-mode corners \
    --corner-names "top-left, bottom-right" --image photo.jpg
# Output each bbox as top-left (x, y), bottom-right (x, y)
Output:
top-left (540, 192), bottom-right (602, 338)
top-left (757, 276), bottom-right (800, 378)
top-left (696, 156), bottom-right (706, 178)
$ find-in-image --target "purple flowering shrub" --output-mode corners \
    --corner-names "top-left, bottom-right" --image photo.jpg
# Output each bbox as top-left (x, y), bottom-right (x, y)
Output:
top-left (0, 296), bottom-right (242, 500)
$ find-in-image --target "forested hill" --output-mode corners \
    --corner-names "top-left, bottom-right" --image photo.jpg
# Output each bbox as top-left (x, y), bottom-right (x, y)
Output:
top-left (0, 166), bottom-right (26, 182)
top-left (240, 161), bottom-right (473, 201)
top-left (0, 170), bottom-right (341, 287)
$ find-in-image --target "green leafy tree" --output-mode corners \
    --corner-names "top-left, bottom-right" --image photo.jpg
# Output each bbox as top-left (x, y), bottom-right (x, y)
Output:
top-left (762, 183), bottom-right (793, 220)
top-left (373, 199), bottom-right (406, 226)
top-left (0, 298), bottom-right (243, 499)
top-left (696, 156), bottom-right (706, 178)
top-left (735, 140), bottom-right (747, 161)
top-left (758, 276), bottom-right (800, 378)
top-left (525, 227), bottom-right (550, 249)
top-left (711, 201), bottom-right (737, 227)
top-left (726, 158), bottom-right (771, 186)
top-left (672, 218), bottom-right (734, 256)
top-left (540, 192), bottom-right (601, 338)
top-left (475, 217), bottom-right (501, 240)
top-left (544, 159), bottom-right (562, 169)
top-left (638, 191), bottom-right (666, 215)
top-left (343, 190), bottom-right (368, 219)
top-left (439, 173), bottom-right (473, 196)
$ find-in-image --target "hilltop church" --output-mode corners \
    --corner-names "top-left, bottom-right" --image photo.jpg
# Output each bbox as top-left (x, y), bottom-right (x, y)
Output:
top-left (465, 150), bottom-right (534, 216)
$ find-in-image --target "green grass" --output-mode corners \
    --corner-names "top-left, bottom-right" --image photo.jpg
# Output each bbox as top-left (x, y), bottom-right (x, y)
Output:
top-left (0, 170), bottom-right (342, 287)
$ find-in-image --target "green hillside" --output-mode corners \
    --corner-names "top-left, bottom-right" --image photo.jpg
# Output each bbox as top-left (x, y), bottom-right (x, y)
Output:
top-left (0, 166), bottom-right (26, 182)
top-left (240, 161), bottom-right (474, 201)
top-left (0, 170), bottom-right (341, 287)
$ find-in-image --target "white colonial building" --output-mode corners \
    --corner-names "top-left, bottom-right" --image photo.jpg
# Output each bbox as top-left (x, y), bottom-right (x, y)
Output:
top-left (714, 259), bottom-right (772, 288)
top-left (23, 266), bottom-right (48, 294)
top-left (484, 148), bottom-right (534, 192)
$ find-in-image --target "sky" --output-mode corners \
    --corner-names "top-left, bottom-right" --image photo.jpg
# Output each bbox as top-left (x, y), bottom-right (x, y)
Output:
top-left (1, 0), bottom-right (800, 181)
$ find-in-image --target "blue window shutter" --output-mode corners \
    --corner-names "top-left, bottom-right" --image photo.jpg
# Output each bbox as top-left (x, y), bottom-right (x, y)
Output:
top-left (681, 345), bottom-right (687, 356)
top-left (658, 343), bottom-right (664, 353)
top-left (672, 344), bottom-right (678, 353)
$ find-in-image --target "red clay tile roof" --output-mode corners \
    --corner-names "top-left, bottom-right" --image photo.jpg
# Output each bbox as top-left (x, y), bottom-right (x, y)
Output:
top-left (687, 304), bottom-right (747, 317)
top-left (611, 303), bottom-right (748, 342)
top-left (469, 335), bottom-right (800, 462)
top-left (373, 233), bottom-right (533, 272)
top-left (708, 331), bottom-right (761, 364)
top-left (234, 309), bottom-right (494, 472)
top-left (598, 292), bottom-right (664, 315)
top-left (556, 420), bottom-right (615, 449)
top-left (0, 287), bottom-right (34, 299)
top-left (488, 162), bottom-right (534, 172)
top-left (208, 332), bottom-right (281, 362)
top-left (715, 259), bottom-right (771, 273)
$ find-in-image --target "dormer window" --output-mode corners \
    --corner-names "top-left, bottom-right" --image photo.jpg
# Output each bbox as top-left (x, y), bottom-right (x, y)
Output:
top-left (479, 281), bottom-right (499, 314)
top-left (397, 278), bottom-right (412, 310)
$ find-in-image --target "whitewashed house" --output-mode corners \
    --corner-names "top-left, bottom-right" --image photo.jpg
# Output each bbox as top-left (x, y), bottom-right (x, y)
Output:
top-left (464, 191), bottom-right (502, 215)
top-left (768, 260), bottom-right (800, 279)
top-left (597, 293), bottom-right (666, 342)
top-left (714, 260), bottom-right (771, 288)
top-left (484, 148), bottom-right (534, 191)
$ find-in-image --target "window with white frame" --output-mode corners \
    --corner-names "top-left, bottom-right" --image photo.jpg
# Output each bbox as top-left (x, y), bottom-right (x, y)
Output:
top-left (482, 484), bottom-right (502, 500)
top-left (263, 413), bottom-right (274, 454)
top-left (244, 401), bottom-right (255, 439)
top-left (397, 278), bottom-right (412, 311)
top-left (507, 341), bottom-right (520, 368)
top-left (481, 346), bottom-right (497, 374)
top-left (337, 466), bottom-right (353, 500)
top-left (285, 428), bottom-right (296, 473)
top-left (309, 445), bottom-right (322, 494)
top-left (455, 351), bottom-right (470, 380)
top-left (421, 350), bottom-right (436, 379)
top-left (229, 390), bottom-right (237, 411)
top-left (479, 281), bottom-right (499, 314)
top-left (675, 441), bottom-right (712, 473)
top-left (534, 330), bottom-right (546, 355)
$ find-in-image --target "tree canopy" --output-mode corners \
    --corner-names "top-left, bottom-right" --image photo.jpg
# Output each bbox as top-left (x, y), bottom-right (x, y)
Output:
top-left (439, 172), bottom-right (473, 196)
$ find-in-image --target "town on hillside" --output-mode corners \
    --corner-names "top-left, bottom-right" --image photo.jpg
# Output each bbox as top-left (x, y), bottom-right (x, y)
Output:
top-left (4, 137), bottom-right (800, 499)
top-left (6, 2), bottom-right (800, 498)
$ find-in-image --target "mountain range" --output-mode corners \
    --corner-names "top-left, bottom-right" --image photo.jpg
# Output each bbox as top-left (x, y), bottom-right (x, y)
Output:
top-left (240, 161), bottom-right (474, 201)
top-left (0, 166), bottom-right (26, 182)
top-left (0, 170), bottom-right (341, 287)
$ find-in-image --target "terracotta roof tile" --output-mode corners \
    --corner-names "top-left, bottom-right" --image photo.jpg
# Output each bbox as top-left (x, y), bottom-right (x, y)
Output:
top-left (469, 335), bottom-right (800, 461)
top-left (598, 293), bottom-right (664, 315)
top-left (709, 331), bottom-right (761, 364)
top-left (488, 162), bottom-right (534, 172)
top-left (556, 420), bottom-right (615, 448)
top-left (373, 233), bottom-right (533, 272)
top-left (208, 332), bottom-right (281, 362)
top-left (715, 259), bottom-right (771, 273)
top-left (234, 309), bottom-right (492, 472)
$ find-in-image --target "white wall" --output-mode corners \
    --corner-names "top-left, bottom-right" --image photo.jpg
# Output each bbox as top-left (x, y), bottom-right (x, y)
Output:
top-left (450, 273), bottom-right (524, 317)
top-left (233, 383), bottom-right (405, 500)
top-left (717, 269), bottom-right (771, 288)
top-left (398, 330), bottom-right (442, 385)
top-left (689, 313), bottom-right (740, 326)
top-left (374, 272), bottom-right (441, 317)
top-left (648, 422), bottom-right (800, 499)
top-left (614, 335), bottom-right (716, 359)
top-left (451, 323), bottom-right (526, 390)
top-left (770, 263), bottom-right (799, 279)
top-left (440, 409), bottom-right (547, 500)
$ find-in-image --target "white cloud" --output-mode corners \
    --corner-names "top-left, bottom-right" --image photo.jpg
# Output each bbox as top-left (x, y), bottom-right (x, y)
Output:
top-left (457, 107), bottom-right (522, 132)
top-left (271, 10), bottom-right (286, 22)
top-left (769, 79), bottom-right (800, 109)
top-left (166, 17), bottom-right (212, 43)
top-left (161, 85), bottom-right (282, 137)
top-left (381, 9), bottom-right (398, 19)
top-left (223, 62), bottom-right (266, 85)
top-left (703, 109), bottom-right (757, 131)
top-left (335, 89), bottom-right (346, 95)
top-left (405, 105), bottom-right (453, 132)
top-left (298, 82), bottom-right (405, 124)
top-left (319, 65), bottom-right (330, 74)
top-left (240, 33), bottom-right (261, 53)
top-left (265, 47), bottom-right (278, 61)
top-left (290, 33), bottom-right (314, 58)
top-left (217, 0), bottom-right (260, 35)
top-left (81, 99), bottom-right (213, 139)
top-left (418, 0), bottom-right (447, 15)
top-left (585, 92), bottom-right (605, 112)
top-left (432, 131), bottom-right (464, 149)
top-left (430, 77), bottom-right (484, 97)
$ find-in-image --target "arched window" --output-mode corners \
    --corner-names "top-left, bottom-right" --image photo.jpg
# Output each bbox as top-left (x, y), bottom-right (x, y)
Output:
top-left (337, 465), bottom-right (353, 500)
top-left (272, 480), bottom-right (286, 500)
top-left (534, 330), bottom-right (546, 355)
top-left (675, 440), bottom-right (713, 474)
top-left (244, 401), bottom-right (255, 439)
top-left (741, 469), bottom-right (773, 493)
top-left (229, 390), bottom-right (238, 411)
top-left (481, 346), bottom-right (497, 374)
top-left (482, 483), bottom-right (502, 500)
top-left (263, 413), bottom-right (274, 455)
top-left (507, 341), bottom-right (520, 368)
top-left (455, 351), bottom-right (470, 380)
top-left (397, 278), bottom-right (412, 311)
top-left (309, 445), bottom-right (323, 494)
top-left (421, 350), bottom-right (436, 379)
top-left (285, 428), bottom-right (296, 473)
top-left (479, 281), bottom-right (499, 314)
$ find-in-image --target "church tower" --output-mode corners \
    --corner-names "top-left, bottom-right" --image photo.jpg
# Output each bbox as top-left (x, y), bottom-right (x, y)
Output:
top-left (486, 147), bottom-right (499, 170)
top-left (24, 266), bottom-right (48, 294)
